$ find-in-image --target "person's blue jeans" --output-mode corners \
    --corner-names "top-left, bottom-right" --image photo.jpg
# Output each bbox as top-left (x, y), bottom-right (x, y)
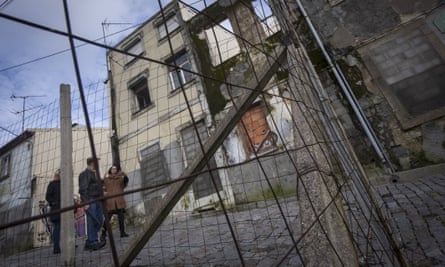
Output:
top-left (51, 219), bottom-right (61, 251)
top-left (85, 201), bottom-right (103, 246)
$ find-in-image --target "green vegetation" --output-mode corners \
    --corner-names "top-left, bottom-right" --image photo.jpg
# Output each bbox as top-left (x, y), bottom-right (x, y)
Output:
top-left (248, 183), bottom-right (296, 202)
top-left (180, 193), bottom-right (191, 210)
top-left (190, 33), bottom-right (282, 117)
top-left (187, 2), bottom-right (284, 117)
top-left (266, 31), bottom-right (284, 45)
top-left (296, 15), bottom-right (369, 99)
top-left (276, 69), bottom-right (289, 81)
top-left (190, 33), bottom-right (227, 116)
top-left (307, 49), bottom-right (329, 71)
top-left (337, 59), bottom-right (368, 99)
top-left (411, 150), bottom-right (435, 168)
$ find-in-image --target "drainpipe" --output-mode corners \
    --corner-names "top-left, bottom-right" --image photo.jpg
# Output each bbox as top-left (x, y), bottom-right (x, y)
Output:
top-left (108, 71), bottom-right (121, 166)
top-left (106, 53), bottom-right (121, 166)
top-left (295, 0), bottom-right (395, 174)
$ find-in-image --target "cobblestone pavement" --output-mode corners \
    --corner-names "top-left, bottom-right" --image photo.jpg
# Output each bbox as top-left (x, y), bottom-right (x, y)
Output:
top-left (374, 174), bottom-right (445, 267)
top-left (3, 196), bottom-right (301, 267)
top-left (3, 174), bottom-right (445, 266)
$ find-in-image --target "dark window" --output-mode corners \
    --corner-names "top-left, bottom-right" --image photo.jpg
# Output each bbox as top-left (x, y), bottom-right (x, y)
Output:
top-left (167, 52), bottom-right (193, 91)
top-left (0, 154), bottom-right (11, 179)
top-left (129, 76), bottom-right (151, 113)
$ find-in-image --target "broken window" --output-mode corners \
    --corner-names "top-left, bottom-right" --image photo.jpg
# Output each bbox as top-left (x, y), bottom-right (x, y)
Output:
top-left (167, 52), bottom-right (193, 91)
top-left (129, 74), bottom-right (151, 113)
top-left (123, 35), bottom-right (144, 64)
top-left (239, 102), bottom-right (277, 155)
top-left (0, 154), bottom-right (11, 179)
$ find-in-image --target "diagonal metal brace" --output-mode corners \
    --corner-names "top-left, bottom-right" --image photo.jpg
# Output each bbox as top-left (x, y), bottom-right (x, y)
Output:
top-left (119, 46), bottom-right (286, 267)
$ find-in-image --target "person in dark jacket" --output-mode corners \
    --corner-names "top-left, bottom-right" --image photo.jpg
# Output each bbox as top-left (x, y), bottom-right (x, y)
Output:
top-left (78, 157), bottom-right (105, 251)
top-left (45, 170), bottom-right (61, 254)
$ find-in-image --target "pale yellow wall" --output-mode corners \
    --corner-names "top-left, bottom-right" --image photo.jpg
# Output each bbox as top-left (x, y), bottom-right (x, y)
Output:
top-left (109, 5), bottom-right (205, 171)
top-left (118, 103), bottom-right (204, 172)
top-left (110, 19), bottom-right (192, 137)
top-left (31, 128), bottom-right (111, 247)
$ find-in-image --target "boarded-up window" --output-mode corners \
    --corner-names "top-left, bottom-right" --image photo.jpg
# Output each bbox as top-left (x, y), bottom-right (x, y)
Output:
top-left (181, 121), bottom-right (222, 199)
top-left (139, 143), bottom-right (169, 190)
top-left (240, 102), bottom-right (276, 155)
top-left (368, 27), bottom-right (445, 128)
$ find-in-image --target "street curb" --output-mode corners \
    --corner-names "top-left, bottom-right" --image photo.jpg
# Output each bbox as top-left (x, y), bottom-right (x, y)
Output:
top-left (371, 163), bottom-right (445, 185)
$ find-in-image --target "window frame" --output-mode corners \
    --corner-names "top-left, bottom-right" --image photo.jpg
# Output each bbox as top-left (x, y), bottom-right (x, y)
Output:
top-left (122, 34), bottom-right (144, 65)
top-left (138, 142), bottom-right (170, 187)
top-left (155, 11), bottom-right (180, 40)
top-left (166, 51), bottom-right (194, 92)
top-left (128, 72), bottom-right (152, 114)
top-left (0, 153), bottom-right (11, 180)
top-left (239, 102), bottom-right (277, 156)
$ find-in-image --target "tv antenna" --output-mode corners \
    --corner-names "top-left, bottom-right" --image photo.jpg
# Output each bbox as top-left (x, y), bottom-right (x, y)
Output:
top-left (101, 20), bottom-right (133, 74)
top-left (10, 94), bottom-right (46, 132)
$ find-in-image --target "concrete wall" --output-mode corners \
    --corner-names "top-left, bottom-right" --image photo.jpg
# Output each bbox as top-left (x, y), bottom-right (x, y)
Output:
top-left (221, 85), bottom-right (296, 202)
top-left (298, 0), bottom-right (445, 171)
top-left (226, 152), bottom-right (297, 204)
top-left (31, 128), bottom-right (111, 248)
top-left (0, 139), bottom-right (33, 255)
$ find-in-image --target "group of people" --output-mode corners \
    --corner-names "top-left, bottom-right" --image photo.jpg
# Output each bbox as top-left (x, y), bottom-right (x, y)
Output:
top-left (45, 157), bottom-right (129, 254)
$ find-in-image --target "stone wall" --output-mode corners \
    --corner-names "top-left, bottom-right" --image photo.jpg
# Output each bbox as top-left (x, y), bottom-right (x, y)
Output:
top-left (225, 152), bottom-right (297, 204)
top-left (298, 0), bottom-right (445, 172)
top-left (0, 200), bottom-right (33, 256)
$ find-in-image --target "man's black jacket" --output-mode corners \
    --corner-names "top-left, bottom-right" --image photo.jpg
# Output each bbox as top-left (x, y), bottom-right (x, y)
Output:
top-left (78, 168), bottom-right (102, 202)
top-left (45, 180), bottom-right (61, 221)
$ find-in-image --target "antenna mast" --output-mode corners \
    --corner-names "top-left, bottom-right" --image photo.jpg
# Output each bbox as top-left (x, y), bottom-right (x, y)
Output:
top-left (11, 94), bottom-right (46, 132)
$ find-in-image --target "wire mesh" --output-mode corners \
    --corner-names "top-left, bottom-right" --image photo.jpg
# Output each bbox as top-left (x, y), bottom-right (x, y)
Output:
top-left (0, 0), bottom-right (421, 266)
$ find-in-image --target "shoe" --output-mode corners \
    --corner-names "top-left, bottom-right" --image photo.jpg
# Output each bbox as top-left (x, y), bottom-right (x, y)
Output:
top-left (84, 244), bottom-right (95, 251)
top-left (53, 247), bottom-right (61, 254)
top-left (84, 240), bottom-right (106, 251)
top-left (101, 233), bottom-right (107, 242)
top-left (120, 232), bottom-right (129, 238)
top-left (92, 240), bottom-right (106, 250)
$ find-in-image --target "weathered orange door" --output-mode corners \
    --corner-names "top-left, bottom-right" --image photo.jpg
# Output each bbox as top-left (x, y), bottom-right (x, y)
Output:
top-left (240, 102), bottom-right (276, 155)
